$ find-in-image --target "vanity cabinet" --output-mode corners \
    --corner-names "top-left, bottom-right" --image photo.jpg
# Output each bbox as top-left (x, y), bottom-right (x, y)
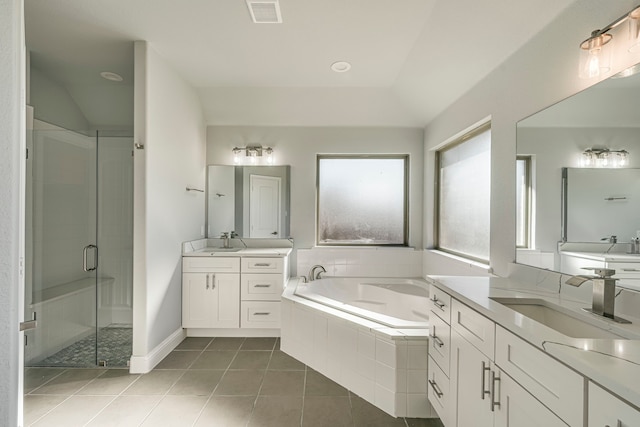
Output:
top-left (240, 257), bottom-right (288, 329)
top-left (429, 285), bottom-right (577, 427)
top-left (182, 257), bottom-right (240, 328)
top-left (428, 285), bottom-right (453, 426)
top-left (588, 382), bottom-right (640, 427)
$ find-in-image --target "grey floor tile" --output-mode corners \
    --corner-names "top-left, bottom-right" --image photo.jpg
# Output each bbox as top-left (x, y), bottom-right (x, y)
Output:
top-left (240, 337), bottom-right (277, 351)
top-left (168, 369), bottom-right (224, 396)
top-left (229, 350), bottom-right (271, 370)
top-left (31, 395), bottom-right (114, 427)
top-left (140, 395), bottom-right (208, 427)
top-left (268, 350), bottom-right (306, 370)
top-left (190, 350), bottom-right (237, 370)
top-left (30, 368), bottom-right (104, 395)
top-left (175, 337), bottom-right (213, 350)
top-left (77, 369), bottom-right (140, 395)
top-left (206, 337), bottom-right (245, 351)
top-left (23, 395), bottom-right (67, 426)
top-left (260, 370), bottom-right (305, 396)
top-left (123, 370), bottom-right (184, 395)
top-left (351, 395), bottom-right (406, 427)
top-left (406, 417), bottom-right (445, 427)
top-left (154, 350), bottom-right (200, 369)
top-left (24, 368), bottom-right (66, 394)
top-left (305, 369), bottom-right (348, 396)
top-left (248, 396), bottom-right (303, 427)
top-left (214, 370), bottom-right (265, 396)
top-left (302, 396), bottom-right (353, 427)
top-left (193, 396), bottom-right (255, 427)
top-left (85, 395), bottom-right (162, 427)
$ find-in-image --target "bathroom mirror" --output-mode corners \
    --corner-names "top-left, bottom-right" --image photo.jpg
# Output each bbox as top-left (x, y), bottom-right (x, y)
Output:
top-left (207, 165), bottom-right (290, 239)
top-left (516, 63), bottom-right (640, 274)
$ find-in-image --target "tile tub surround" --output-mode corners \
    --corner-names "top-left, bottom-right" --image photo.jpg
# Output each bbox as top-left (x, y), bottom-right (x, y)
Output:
top-left (427, 275), bottom-right (640, 410)
top-left (281, 280), bottom-right (435, 419)
top-left (24, 337), bottom-right (444, 427)
top-left (297, 247), bottom-right (423, 279)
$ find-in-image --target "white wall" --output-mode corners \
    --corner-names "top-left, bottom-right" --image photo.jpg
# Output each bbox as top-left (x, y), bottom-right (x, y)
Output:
top-left (206, 126), bottom-right (424, 274)
top-left (29, 66), bottom-right (90, 131)
top-left (132, 41), bottom-right (206, 370)
top-left (0, 0), bottom-right (25, 424)
top-left (423, 0), bottom-right (640, 277)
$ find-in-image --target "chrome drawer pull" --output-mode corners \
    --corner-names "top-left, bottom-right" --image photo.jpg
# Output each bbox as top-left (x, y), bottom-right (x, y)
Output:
top-left (431, 297), bottom-right (445, 309)
top-left (431, 326), bottom-right (444, 348)
top-left (253, 312), bottom-right (271, 316)
top-left (254, 284), bottom-right (271, 288)
top-left (428, 379), bottom-right (443, 398)
top-left (254, 263), bottom-right (271, 267)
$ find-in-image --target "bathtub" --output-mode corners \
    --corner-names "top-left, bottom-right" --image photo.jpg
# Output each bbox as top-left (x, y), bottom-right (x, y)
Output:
top-left (281, 276), bottom-right (435, 419)
top-left (294, 277), bottom-right (429, 329)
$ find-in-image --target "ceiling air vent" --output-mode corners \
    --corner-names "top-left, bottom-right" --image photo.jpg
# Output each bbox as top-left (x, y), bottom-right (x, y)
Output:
top-left (246, 0), bottom-right (282, 24)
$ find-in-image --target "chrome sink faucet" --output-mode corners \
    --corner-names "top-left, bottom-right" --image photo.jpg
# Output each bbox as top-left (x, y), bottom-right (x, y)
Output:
top-left (565, 268), bottom-right (630, 324)
top-left (308, 265), bottom-right (326, 282)
top-left (221, 232), bottom-right (230, 248)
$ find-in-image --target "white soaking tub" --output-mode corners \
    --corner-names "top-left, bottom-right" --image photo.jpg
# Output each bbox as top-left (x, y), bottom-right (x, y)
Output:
top-left (281, 276), bottom-right (435, 419)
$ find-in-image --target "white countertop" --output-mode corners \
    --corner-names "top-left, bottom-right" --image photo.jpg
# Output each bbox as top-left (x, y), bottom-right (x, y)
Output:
top-left (427, 275), bottom-right (640, 408)
top-left (183, 247), bottom-right (292, 257)
top-left (561, 250), bottom-right (640, 262)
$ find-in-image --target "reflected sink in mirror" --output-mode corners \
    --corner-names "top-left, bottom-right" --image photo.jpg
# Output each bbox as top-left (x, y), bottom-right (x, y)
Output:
top-left (490, 297), bottom-right (626, 339)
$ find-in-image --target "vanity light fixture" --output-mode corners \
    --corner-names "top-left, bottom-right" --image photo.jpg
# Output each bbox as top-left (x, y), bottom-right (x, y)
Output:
top-left (579, 5), bottom-right (640, 79)
top-left (232, 145), bottom-right (275, 165)
top-left (580, 148), bottom-right (629, 168)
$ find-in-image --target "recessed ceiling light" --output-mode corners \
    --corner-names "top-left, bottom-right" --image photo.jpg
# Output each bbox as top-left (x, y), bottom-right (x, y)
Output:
top-left (100, 71), bottom-right (123, 82)
top-left (331, 61), bottom-right (351, 73)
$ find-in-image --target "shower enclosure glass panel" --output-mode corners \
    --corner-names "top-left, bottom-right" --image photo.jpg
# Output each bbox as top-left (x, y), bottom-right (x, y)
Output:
top-left (25, 122), bottom-right (133, 367)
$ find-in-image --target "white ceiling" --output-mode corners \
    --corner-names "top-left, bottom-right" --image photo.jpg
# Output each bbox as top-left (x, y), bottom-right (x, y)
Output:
top-left (25, 0), bottom-right (578, 129)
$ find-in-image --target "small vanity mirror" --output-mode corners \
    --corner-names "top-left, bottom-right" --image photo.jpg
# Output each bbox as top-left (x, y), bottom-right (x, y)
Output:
top-left (207, 165), bottom-right (290, 239)
top-left (516, 62), bottom-right (640, 284)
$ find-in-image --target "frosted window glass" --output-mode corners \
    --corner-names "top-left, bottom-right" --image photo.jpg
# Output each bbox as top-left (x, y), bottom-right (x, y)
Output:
top-left (438, 128), bottom-right (491, 261)
top-left (318, 157), bottom-right (407, 245)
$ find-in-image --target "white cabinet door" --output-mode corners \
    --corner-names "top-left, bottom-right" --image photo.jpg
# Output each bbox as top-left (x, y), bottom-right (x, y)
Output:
top-left (589, 382), bottom-right (640, 427)
top-left (494, 373), bottom-right (567, 427)
top-left (182, 273), bottom-right (239, 328)
top-left (450, 329), bottom-right (494, 427)
top-left (182, 273), bottom-right (214, 328)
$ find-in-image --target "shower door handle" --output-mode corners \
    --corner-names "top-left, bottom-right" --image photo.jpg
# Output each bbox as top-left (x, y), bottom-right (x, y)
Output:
top-left (83, 245), bottom-right (98, 272)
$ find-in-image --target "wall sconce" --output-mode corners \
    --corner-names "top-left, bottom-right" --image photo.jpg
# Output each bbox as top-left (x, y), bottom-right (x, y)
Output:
top-left (232, 145), bottom-right (274, 165)
top-left (580, 148), bottom-right (629, 168)
top-left (579, 6), bottom-right (640, 79)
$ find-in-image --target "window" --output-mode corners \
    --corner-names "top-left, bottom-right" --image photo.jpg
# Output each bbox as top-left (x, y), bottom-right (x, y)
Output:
top-left (436, 123), bottom-right (491, 262)
top-left (317, 155), bottom-right (408, 246)
top-left (516, 156), bottom-right (532, 248)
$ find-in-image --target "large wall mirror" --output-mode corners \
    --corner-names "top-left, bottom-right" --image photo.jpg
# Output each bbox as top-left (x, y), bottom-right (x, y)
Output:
top-left (516, 63), bottom-right (640, 289)
top-left (207, 165), bottom-right (290, 239)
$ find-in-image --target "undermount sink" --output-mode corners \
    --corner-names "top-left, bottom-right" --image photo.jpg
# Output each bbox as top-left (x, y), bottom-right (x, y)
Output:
top-left (490, 297), bottom-right (625, 339)
top-left (199, 247), bottom-right (242, 254)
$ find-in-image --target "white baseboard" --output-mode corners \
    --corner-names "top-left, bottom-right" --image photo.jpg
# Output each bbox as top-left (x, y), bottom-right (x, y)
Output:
top-left (128, 327), bottom-right (186, 374)
top-left (186, 328), bottom-right (280, 338)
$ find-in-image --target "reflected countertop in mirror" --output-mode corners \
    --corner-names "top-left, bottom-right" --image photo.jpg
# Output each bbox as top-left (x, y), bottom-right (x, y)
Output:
top-left (515, 62), bottom-right (640, 290)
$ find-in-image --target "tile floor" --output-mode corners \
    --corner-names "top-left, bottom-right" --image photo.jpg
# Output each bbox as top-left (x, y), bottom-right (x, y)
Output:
top-left (24, 337), bottom-right (444, 427)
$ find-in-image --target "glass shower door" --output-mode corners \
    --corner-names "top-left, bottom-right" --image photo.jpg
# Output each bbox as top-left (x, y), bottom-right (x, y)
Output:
top-left (25, 124), bottom-right (99, 367)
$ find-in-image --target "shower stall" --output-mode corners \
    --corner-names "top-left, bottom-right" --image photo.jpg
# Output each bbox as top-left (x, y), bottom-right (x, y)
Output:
top-left (24, 120), bottom-right (134, 367)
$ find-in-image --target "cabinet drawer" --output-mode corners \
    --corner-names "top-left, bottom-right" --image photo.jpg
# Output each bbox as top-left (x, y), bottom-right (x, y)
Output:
top-left (242, 257), bottom-right (283, 273)
top-left (429, 285), bottom-right (452, 324)
top-left (241, 301), bottom-right (281, 328)
top-left (451, 299), bottom-right (495, 359)
top-left (183, 256), bottom-right (240, 273)
top-left (241, 273), bottom-right (284, 301)
top-left (427, 355), bottom-right (451, 427)
top-left (589, 382), bottom-right (640, 427)
top-left (429, 310), bottom-right (451, 375)
top-left (495, 326), bottom-right (584, 427)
